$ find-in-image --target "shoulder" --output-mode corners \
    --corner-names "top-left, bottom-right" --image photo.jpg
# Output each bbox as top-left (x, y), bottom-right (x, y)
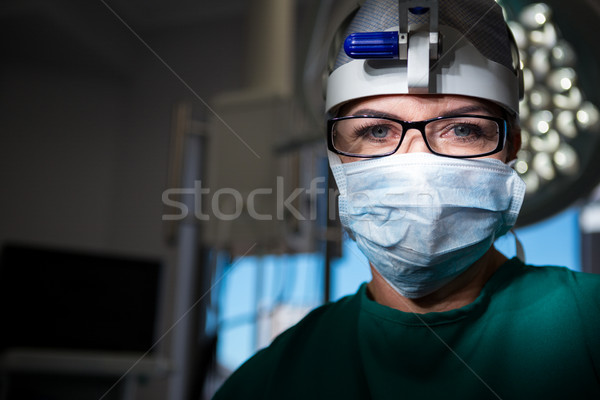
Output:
top-left (499, 257), bottom-right (599, 288)
top-left (212, 287), bottom-right (364, 400)
top-left (512, 260), bottom-right (600, 297)
top-left (498, 260), bottom-right (600, 375)
top-left (270, 286), bottom-right (362, 351)
top-left (495, 258), bottom-right (600, 320)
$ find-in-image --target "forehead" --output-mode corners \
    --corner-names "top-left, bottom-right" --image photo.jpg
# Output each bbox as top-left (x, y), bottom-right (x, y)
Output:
top-left (339, 94), bottom-right (505, 120)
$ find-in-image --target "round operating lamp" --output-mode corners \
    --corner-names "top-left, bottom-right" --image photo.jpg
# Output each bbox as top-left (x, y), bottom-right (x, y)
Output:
top-left (499, 0), bottom-right (600, 226)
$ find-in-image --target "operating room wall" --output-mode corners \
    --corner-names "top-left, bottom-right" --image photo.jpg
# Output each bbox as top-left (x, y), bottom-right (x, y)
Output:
top-left (0, 65), bottom-right (125, 251)
top-left (1, 23), bottom-right (244, 254)
top-left (0, 8), bottom-right (246, 399)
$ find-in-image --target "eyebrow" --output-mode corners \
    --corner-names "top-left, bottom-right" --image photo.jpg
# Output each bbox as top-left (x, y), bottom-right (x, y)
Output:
top-left (346, 108), bottom-right (397, 118)
top-left (439, 105), bottom-right (497, 117)
top-left (346, 105), bottom-right (497, 120)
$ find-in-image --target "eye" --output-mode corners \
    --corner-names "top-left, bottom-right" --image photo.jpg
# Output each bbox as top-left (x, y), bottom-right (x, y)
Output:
top-left (453, 124), bottom-right (473, 137)
top-left (369, 125), bottom-right (389, 138)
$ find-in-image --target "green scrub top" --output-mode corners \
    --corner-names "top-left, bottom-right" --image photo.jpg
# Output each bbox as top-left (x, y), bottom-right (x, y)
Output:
top-left (214, 258), bottom-right (600, 399)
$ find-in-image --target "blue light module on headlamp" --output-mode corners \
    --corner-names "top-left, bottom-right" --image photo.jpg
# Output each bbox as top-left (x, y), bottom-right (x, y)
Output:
top-left (343, 31), bottom-right (400, 59)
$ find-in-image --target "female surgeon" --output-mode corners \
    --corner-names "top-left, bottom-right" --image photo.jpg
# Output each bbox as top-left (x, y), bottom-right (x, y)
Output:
top-left (213, 0), bottom-right (600, 398)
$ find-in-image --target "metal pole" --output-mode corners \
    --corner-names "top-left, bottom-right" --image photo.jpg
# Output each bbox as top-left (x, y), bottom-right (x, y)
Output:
top-left (167, 102), bottom-right (207, 400)
top-left (580, 201), bottom-right (600, 274)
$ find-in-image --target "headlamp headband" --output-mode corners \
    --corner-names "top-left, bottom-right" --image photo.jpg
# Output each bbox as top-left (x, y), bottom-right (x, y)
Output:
top-left (326, 0), bottom-right (523, 115)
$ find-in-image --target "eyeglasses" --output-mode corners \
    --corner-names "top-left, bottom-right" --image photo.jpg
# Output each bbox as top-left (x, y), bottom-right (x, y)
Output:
top-left (327, 114), bottom-right (507, 158)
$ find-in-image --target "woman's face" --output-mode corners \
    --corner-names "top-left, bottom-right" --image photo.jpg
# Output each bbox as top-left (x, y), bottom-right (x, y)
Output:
top-left (336, 94), bottom-right (520, 164)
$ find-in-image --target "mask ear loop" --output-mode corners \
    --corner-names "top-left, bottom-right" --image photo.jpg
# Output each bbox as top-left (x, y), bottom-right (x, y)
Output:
top-left (511, 229), bottom-right (526, 263)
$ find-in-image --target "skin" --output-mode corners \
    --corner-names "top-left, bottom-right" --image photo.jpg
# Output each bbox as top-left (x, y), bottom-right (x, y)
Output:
top-left (337, 94), bottom-right (522, 314)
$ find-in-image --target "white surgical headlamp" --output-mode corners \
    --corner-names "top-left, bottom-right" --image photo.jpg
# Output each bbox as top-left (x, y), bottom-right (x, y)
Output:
top-left (325, 0), bottom-right (524, 116)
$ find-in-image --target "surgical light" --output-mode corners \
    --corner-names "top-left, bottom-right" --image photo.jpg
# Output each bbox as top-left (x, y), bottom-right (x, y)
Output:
top-left (506, 3), bottom-right (595, 187)
top-left (498, 1), bottom-right (600, 225)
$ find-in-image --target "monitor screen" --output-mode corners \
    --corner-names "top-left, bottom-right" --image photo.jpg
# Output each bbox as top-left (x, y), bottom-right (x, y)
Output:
top-left (0, 243), bottom-right (162, 353)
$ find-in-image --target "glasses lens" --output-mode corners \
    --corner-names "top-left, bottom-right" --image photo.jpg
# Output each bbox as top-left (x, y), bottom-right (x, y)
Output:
top-left (331, 118), bottom-right (403, 156)
top-left (425, 117), bottom-right (500, 157)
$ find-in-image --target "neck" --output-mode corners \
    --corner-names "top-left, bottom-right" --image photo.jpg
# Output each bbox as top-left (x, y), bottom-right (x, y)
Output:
top-left (366, 247), bottom-right (507, 314)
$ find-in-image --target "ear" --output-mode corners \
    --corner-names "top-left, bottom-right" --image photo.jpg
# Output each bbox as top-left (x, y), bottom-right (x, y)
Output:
top-left (506, 126), bottom-right (522, 163)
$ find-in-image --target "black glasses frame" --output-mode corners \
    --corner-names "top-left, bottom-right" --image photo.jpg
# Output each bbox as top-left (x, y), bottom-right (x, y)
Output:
top-left (327, 114), bottom-right (508, 159)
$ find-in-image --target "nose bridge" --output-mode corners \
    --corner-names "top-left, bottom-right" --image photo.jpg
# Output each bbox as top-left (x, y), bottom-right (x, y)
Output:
top-left (400, 121), bottom-right (430, 154)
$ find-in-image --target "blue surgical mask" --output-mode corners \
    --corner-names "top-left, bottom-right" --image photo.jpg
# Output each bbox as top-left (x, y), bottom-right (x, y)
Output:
top-left (329, 152), bottom-right (526, 299)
